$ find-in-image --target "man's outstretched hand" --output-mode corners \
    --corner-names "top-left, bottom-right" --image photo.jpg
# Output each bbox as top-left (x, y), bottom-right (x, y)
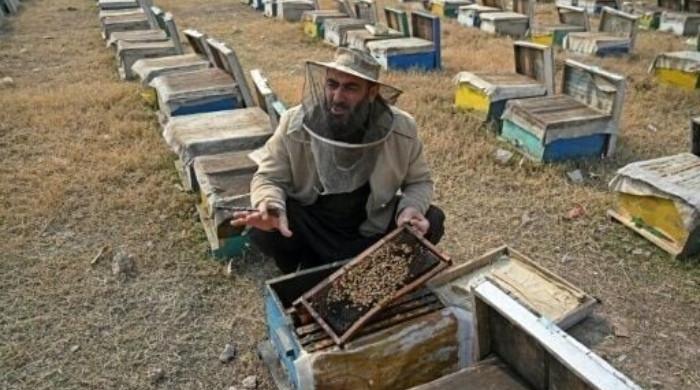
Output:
top-left (231, 201), bottom-right (293, 237)
top-left (396, 206), bottom-right (429, 236)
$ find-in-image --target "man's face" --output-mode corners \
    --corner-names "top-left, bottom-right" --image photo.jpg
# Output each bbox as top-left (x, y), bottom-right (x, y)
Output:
top-left (324, 68), bottom-right (378, 125)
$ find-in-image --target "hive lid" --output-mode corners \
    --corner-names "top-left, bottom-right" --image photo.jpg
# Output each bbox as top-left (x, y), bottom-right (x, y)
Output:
top-left (427, 246), bottom-right (596, 330)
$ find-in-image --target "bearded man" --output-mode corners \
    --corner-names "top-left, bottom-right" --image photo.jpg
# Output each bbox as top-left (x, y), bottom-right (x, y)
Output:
top-left (232, 48), bottom-right (445, 273)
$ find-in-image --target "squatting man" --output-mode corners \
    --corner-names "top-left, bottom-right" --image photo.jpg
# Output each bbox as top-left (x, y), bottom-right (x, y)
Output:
top-left (232, 48), bottom-right (445, 273)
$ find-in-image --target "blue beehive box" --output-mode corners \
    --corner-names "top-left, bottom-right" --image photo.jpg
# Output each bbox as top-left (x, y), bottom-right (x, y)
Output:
top-left (500, 59), bottom-right (626, 162)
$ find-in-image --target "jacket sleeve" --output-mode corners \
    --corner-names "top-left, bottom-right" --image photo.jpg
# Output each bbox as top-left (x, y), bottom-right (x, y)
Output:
top-left (250, 110), bottom-right (294, 211)
top-left (397, 127), bottom-right (434, 217)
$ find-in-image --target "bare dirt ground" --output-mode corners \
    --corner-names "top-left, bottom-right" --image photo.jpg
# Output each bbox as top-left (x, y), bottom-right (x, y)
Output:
top-left (0, 0), bottom-right (699, 389)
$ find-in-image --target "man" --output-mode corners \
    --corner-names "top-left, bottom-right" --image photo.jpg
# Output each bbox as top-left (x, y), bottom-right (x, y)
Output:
top-left (232, 48), bottom-right (444, 273)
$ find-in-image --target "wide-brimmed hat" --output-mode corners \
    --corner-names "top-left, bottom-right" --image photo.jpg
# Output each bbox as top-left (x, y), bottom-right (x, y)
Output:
top-left (306, 48), bottom-right (402, 103)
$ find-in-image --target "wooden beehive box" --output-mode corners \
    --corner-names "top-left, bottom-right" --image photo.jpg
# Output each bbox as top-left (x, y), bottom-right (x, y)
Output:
top-left (428, 246), bottom-right (596, 330)
top-left (410, 280), bottom-right (641, 390)
top-left (162, 107), bottom-right (272, 191)
top-left (131, 29), bottom-right (211, 85)
top-left (260, 261), bottom-right (472, 390)
top-left (346, 7), bottom-right (409, 52)
top-left (294, 226), bottom-right (452, 345)
top-left (301, 10), bottom-right (347, 39)
top-left (193, 150), bottom-right (258, 258)
top-left (430, 0), bottom-right (474, 18)
top-left (366, 10), bottom-right (441, 71)
top-left (151, 38), bottom-right (254, 119)
top-left (609, 152), bottom-right (700, 258)
top-left (564, 7), bottom-right (639, 56)
top-left (98, 0), bottom-right (138, 11)
top-left (500, 59), bottom-right (625, 162)
top-left (650, 50), bottom-right (700, 89)
top-left (457, 4), bottom-right (502, 27)
top-left (100, 0), bottom-right (154, 39)
top-left (658, 10), bottom-right (700, 36)
top-left (277, 0), bottom-right (317, 22)
top-left (576, 0), bottom-right (621, 14)
top-left (531, 5), bottom-right (589, 46)
top-left (454, 41), bottom-right (554, 125)
top-left (323, 17), bottom-right (369, 47)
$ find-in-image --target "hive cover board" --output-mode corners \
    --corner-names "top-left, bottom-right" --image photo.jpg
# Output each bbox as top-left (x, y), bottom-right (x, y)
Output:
top-left (294, 225), bottom-right (451, 345)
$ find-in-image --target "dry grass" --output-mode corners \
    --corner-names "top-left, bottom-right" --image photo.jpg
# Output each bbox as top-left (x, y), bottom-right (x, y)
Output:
top-left (1, 0), bottom-right (699, 389)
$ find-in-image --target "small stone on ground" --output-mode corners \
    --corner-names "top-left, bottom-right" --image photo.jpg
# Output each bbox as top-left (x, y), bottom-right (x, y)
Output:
top-left (241, 375), bottom-right (257, 389)
top-left (219, 343), bottom-right (236, 363)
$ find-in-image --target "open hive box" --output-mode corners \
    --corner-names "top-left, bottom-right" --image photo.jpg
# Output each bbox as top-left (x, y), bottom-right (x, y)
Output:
top-left (650, 50), bottom-right (700, 90)
top-left (366, 11), bottom-right (441, 71)
top-left (410, 280), bottom-right (640, 390)
top-left (293, 226), bottom-right (452, 346)
top-left (427, 245), bottom-right (597, 329)
top-left (301, 10), bottom-right (347, 38)
top-left (260, 260), bottom-right (470, 390)
top-left (658, 11), bottom-right (700, 36)
top-left (430, 0), bottom-right (474, 18)
top-left (608, 152), bottom-right (700, 258)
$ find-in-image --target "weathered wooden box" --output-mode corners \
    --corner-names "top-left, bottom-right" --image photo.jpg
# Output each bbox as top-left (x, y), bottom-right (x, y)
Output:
top-left (427, 246), bottom-right (597, 330)
top-left (576, 0), bottom-right (621, 14)
top-left (609, 152), bottom-right (700, 258)
top-left (346, 7), bottom-right (409, 51)
top-left (658, 11), bottom-right (700, 35)
top-left (564, 7), bottom-right (639, 55)
top-left (323, 18), bottom-right (369, 47)
top-left (411, 280), bottom-right (640, 390)
top-left (500, 59), bottom-right (625, 162)
top-left (530, 4), bottom-right (589, 46)
top-left (115, 11), bottom-right (183, 80)
top-left (430, 0), bottom-right (474, 18)
top-left (366, 11), bottom-right (441, 71)
top-left (454, 41), bottom-right (554, 125)
top-left (260, 261), bottom-right (472, 390)
top-left (277, 0), bottom-right (316, 22)
top-left (98, 0), bottom-right (138, 11)
top-left (105, 5), bottom-right (165, 49)
top-left (151, 38), bottom-right (254, 120)
top-left (622, 2), bottom-right (662, 29)
top-left (132, 29), bottom-right (211, 85)
top-left (162, 107), bottom-right (272, 191)
top-left (301, 10), bottom-right (347, 39)
top-left (100, 0), bottom-right (154, 39)
top-left (480, 12), bottom-right (530, 37)
top-left (194, 150), bottom-right (258, 258)
top-left (650, 50), bottom-right (700, 89)
top-left (457, 4), bottom-right (501, 27)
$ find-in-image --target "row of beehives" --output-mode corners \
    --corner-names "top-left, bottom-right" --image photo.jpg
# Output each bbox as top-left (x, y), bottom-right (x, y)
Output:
top-left (0, 0), bottom-right (23, 27)
top-left (96, 0), bottom-right (285, 259)
top-left (245, 0), bottom-right (444, 71)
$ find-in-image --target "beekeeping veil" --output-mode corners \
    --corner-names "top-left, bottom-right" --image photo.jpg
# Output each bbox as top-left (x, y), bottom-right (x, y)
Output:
top-left (303, 48), bottom-right (402, 194)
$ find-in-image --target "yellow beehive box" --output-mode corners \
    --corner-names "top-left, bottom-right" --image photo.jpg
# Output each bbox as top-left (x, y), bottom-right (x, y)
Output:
top-left (609, 153), bottom-right (700, 258)
top-left (650, 51), bottom-right (700, 90)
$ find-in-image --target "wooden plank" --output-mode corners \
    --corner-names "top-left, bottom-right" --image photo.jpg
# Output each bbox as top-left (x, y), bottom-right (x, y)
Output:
top-left (206, 38), bottom-right (255, 108)
top-left (409, 357), bottom-right (531, 390)
top-left (473, 281), bottom-right (641, 390)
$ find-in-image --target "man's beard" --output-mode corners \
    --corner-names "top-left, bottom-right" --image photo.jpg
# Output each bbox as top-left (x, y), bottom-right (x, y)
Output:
top-left (325, 99), bottom-right (372, 144)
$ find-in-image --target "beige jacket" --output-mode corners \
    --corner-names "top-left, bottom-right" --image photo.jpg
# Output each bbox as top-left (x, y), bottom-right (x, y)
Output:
top-left (250, 104), bottom-right (433, 236)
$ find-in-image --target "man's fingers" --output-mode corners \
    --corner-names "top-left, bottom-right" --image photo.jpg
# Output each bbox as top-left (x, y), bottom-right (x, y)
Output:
top-left (277, 212), bottom-right (293, 238)
top-left (258, 201), bottom-right (269, 221)
top-left (231, 217), bottom-right (248, 227)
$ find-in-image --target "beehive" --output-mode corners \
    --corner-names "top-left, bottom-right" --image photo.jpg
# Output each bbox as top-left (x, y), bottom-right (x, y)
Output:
top-left (98, 0), bottom-right (138, 11)
top-left (500, 60), bottom-right (625, 162)
top-left (454, 41), bottom-right (554, 125)
top-left (162, 107), bottom-right (272, 191)
top-left (261, 261), bottom-right (472, 390)
top-left (366, 10), bottom-right (441, 71)
top-left (658, 11), bottom-right (700, 36)
top-left (575, 0), bottom-right (620, 14)
top-left (323, 18), bottom-right (370, 47)
top-left (301, 10), bottom-right (347, 39)
top-left (194, 150), bottom-right (258, 258)
top-left (412, 280), bottom-right (640, 390)
top-left (457, 4), bottom-right (501, 27)
top-left (131, 29), bottom-right (211, 85)
top-left (609, 153), bottom-right (700, 258)
top-left (564, 7), bottom-right (639, 56)
top-left (650, 51), bottom-right (700, 89)
top-left (100, 0), bottom-right (155, 39)
top-left (530, 5), bottom-right (589, 46)
top-left (430, 0), bottom-right (474, 18)
top-left (346, 7), bottom-right (409, 51)
top-left (277, 0), bottom-right (316, 22)
top-left (151, 38), bottom-right (254, 119)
